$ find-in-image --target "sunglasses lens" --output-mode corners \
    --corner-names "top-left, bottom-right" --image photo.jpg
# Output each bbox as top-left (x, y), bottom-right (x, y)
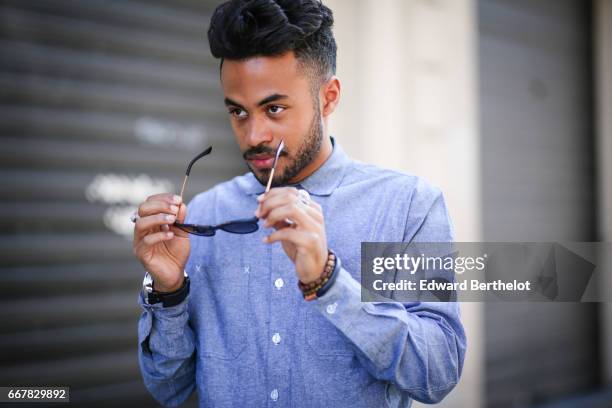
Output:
top-left (175, 223), bottom-right (215, 236)
top-left (221, 220), bottom-right (259, 234)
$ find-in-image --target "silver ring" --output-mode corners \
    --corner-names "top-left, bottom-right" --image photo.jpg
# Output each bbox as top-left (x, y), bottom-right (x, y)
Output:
top-left (130, 211), bottom-right (139, 223)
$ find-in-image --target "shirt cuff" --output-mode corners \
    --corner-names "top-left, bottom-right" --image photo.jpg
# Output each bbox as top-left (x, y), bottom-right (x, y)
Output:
top-left (138, 290), bottom-right (190, 335)
top-left (312, 259), bottom-right (365, 333)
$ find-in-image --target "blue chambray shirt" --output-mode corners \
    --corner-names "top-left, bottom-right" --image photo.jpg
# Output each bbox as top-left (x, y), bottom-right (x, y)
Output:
top-left (137, 137), bottom-right (466, 407)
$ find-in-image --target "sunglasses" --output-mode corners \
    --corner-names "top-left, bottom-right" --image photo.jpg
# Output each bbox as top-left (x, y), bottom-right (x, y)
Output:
top-left (173, 140), bottom-right (285, 236)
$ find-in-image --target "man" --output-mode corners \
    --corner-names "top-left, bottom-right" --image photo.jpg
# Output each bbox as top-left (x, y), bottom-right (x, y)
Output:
top-left (133, 0), bottom-right (466, 406)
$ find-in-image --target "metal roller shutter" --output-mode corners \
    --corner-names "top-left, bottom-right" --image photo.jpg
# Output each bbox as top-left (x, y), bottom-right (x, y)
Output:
top-left (478, 0), bottom-right (598, 407)
top-left (0, 1), bottom-right (240, 406)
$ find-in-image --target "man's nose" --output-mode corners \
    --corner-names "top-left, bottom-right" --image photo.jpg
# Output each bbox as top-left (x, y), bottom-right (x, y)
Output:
top-left (245, 116), bottom-right (273, 147)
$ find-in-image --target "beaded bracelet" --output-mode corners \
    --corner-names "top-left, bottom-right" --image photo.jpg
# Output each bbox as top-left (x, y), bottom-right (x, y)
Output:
top-left (298, 250), bottom-right (337, 301)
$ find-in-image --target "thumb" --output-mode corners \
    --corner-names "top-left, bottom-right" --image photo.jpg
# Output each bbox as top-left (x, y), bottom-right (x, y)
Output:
top-left (176, 202), bottom-right (188, 224)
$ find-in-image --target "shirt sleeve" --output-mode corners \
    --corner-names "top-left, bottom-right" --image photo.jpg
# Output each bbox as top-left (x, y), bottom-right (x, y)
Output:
top-left (136, 194), bottom-right (208, 407)
top-left (313, 186), bottom-right (467, 404)
top-left (137, 290), bottom-right (196, 407)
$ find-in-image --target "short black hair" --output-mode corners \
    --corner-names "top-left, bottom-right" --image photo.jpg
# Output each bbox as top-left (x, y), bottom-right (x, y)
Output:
top-left (207, 0), bottom-right (336, 90)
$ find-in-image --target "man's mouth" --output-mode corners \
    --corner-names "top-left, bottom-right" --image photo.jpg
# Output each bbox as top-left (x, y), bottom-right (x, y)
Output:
top-left (247, 155), bottom-right (275, 170)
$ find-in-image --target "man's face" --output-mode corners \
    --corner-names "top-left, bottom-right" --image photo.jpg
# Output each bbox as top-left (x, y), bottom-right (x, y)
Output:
top-left (220, 51), bottom-right (323, 186)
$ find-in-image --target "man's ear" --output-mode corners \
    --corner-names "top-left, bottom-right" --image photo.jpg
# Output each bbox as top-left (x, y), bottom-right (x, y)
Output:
top-left (321, 76), bottom-right (341, 117)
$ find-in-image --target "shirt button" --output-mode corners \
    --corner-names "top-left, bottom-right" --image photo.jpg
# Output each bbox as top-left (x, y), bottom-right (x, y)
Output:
top-left (270, 389), bottom-right (279, 401)
top-left (243, 266), bottom-right (250, 274)
top-left (274, 278), bottom-right (284, 289)
top-left (272, 332), bottom-right (281, 345)
top-left (326, 302), bottom-right (338, 314)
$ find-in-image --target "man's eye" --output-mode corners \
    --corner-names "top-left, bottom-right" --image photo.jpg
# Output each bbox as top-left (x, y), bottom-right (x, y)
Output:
top-left (267, 105), bottom-right (285, 114)
top-left (230, 108), bottom-right (247, 118)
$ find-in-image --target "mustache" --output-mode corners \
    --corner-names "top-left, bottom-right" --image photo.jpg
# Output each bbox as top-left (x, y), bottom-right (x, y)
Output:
top-left (243, 144), bottom-right (288, 160)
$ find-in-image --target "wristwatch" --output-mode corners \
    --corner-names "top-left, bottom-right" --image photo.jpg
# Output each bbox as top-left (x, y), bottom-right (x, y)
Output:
top-left (142, 270), bottom-right (190, 307)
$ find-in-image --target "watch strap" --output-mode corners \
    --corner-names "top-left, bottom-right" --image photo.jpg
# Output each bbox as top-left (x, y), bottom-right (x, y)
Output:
top-left (147, 276), bottom-right (190, 307)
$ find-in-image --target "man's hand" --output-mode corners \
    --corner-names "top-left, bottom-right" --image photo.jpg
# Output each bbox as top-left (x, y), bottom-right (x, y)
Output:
top-left (132, 193), bottom-right (190, 292)
top-left (255, 187), bottom-right (328, 284)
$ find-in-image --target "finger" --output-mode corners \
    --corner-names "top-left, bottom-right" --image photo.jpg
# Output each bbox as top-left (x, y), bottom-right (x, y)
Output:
top-left (263, 202), bottom-right (312, 229)
top-left (270, 218), bottom-right (294, 230)
top-left (135, 213), bottom-right (177, 238)
top-left (256, 189), bottom-right (299, 219)
top-left (273, 202), bottom-right (323, 225)
top-left (308, 199), bottom-right (322, 212)
top-left (264, 196), bottom-right (323, 227)
top-left (256, 187), bottom-right (298, 204)
top-left (177, 202), bottom-right (188, 223)
top-left (258, 186), bottom-right (298, 199)
top-left (138, 199), bottom-right (181, 218)
top-left (257, 188), bottom-right (321, 219)
top-left (259, 188), bottom-right (320, 213)
top-left (142, 230), bottom-right (175, 246)
top-left (302, 202), bottom-right (324, 223)
top-left (166, 203), bottom-right (191, 237)
top-left (146, 193), bottom-right (183, 205)
top-left (264, 227), bottom-right (317, 247)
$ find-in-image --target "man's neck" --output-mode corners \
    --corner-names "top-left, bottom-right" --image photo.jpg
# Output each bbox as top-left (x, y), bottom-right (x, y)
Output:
top-left (287, 135), bottom-right (333, 184)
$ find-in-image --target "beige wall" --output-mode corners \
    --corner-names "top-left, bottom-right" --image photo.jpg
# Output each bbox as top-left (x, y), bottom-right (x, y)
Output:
top-left (325, 1), bottom-right (483, 406)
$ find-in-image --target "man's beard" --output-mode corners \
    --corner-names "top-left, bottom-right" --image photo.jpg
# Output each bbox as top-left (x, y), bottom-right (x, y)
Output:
top-left (246, 107), bottom-right (323, 187)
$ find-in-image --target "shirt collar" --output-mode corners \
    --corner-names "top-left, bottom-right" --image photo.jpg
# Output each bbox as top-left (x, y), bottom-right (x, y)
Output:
top-left (238, 136), bottom-right (350, 197)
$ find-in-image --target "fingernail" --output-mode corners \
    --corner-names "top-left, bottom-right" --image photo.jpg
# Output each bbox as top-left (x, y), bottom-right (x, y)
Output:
top-left (262, 236), bottom-right (268, 243)
top-left (173, 195), bottom-right (182, 204)
top-left (166, 231), bottom-right (174, 238)
top-left (257, 194), bottom-right (265, 202)
top-left (254, 208), bottom-right (260, 217)
top-left (165, 214), bottom-right (176, 222)
top-left (170, 205), bottom-right (179, 213)
top-left (161, 224), bottom-right (169, 231)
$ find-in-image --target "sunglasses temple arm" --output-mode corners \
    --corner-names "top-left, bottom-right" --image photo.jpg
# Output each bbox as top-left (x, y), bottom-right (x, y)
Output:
top-left (265, 167), bottom-right (275, 193)
top-left (179, 174), bottom-right (189, 201)
top-left (264, 139), bottom-right (284, 194)
top-left (179, 145), bottom-right (212, 202)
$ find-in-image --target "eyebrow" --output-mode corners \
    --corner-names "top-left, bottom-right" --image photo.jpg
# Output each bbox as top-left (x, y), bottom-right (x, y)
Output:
top-left (224, 93), bottom-right (289, 110)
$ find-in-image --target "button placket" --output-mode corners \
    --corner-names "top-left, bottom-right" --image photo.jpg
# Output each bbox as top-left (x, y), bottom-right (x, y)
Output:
top-left (267, 246), bottom-right (292, 406)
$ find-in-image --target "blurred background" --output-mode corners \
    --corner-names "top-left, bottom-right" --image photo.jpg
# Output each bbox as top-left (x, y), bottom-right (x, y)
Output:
top-left (0, 0), bottom-right (610, 407)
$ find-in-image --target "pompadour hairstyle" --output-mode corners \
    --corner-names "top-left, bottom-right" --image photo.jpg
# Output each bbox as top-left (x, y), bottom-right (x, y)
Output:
top-left (207, 0), bottom-right (337, 89)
